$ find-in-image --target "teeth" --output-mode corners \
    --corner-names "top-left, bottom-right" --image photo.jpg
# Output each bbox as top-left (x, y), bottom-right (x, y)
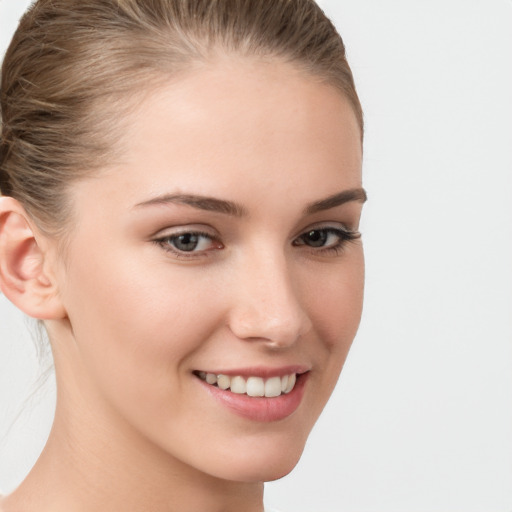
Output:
top-left (200, 372), bottom-right (299, 397)
top-left (284, 372), bottom-right (296, 394)
top-left (230, 376), bottom-right (246, 394)
top-left (246, 376), bottom-right (265, 397)
top-left (281, 374), bottom-right (289, 392)
top-left (206, 373), bottom-right (217, 385)
top-left (265, 376), bottom-right (282, 398)
top-left (217, 374), bottom-right (230, 390)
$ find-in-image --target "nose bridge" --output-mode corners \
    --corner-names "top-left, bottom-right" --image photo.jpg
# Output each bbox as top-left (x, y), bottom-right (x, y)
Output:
top-left (228, 246), bottom-right (312, 346)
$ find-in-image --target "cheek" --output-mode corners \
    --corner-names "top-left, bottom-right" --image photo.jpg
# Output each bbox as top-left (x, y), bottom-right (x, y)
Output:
top-left (295, 248), bottom-right (364, 419)
top-left (306, 248), bottom-right (365, 351)
top-left (65, 240), bottom-right (211, 343)
top-left (59, 244), bottom-right (220, 407)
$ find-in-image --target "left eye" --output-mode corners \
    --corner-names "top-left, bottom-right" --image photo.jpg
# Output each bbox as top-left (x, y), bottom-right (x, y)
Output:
top-left (293, 228), bottom-right (351, 249)
top-left (159, 232), bottom-right (217, 253)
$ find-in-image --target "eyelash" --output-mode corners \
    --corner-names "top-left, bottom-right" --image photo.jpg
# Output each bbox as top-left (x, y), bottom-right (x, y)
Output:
top-left (153, 226), bottom-right (361, 260)
top-left (292, 227), bottom-right (361, 256)
top-left (153, 230), bottom-right (221, 260)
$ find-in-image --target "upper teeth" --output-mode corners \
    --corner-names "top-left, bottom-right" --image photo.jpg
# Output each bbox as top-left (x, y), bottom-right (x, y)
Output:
top-left (197, 372), bottom-right (297, 397)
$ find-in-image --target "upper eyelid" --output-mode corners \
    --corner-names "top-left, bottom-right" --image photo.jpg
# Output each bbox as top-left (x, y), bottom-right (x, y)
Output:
top-left (151, 224), bottom-right (219, 239)
top-left (150, 221), bottom-right (358, 241)
top-left (293, 222), bottom-right (356, 238)
top-left (294, 226), bottom-right (359, 242)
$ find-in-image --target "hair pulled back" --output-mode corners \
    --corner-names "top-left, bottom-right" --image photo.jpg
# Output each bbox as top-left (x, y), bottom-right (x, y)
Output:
top-left (0, 0), bottom-right (363, 236)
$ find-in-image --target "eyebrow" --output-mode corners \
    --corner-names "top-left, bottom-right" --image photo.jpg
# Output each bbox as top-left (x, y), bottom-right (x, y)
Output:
top-left (134, 187), bottom-right (367, 217)
top-left (304, 187), bottom-right (367, 214)
top-left (134, 194), bottom-right (247, 217)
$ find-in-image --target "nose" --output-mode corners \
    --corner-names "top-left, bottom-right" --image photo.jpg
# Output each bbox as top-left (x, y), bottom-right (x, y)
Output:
top-left (227, 249), bottom-right (312, 348)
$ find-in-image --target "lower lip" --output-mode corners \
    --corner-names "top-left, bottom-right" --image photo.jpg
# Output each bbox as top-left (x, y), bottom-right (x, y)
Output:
top-left (197, 373), bottom-right (308, 423)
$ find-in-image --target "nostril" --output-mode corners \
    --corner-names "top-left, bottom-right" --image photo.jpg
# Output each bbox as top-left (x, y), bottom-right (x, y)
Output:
top-left (228, 308), bottom-right (311, 348)
top-left (227, 258), bottom-right (312, 345)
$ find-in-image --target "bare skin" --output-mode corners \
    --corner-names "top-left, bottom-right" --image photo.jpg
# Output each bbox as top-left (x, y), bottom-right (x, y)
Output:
top-left (0, 57), bottom-right (364, 512)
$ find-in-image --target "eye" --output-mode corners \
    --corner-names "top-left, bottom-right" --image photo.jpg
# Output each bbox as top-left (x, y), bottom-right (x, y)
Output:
top-left (154, 230), bottom-right (222, 256)
top-left (293, 226), bottom-right (360, 253)
top-left (299, 229), bottom-right (334, 248)
top-left (169, 232), bottom-right (210, 252)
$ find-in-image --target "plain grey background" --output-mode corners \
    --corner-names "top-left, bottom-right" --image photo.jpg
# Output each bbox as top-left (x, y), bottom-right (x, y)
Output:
top-left (1, 0), bottom-right (511, 511)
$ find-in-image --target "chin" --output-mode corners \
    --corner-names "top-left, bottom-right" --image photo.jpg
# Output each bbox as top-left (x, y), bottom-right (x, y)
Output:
top-left (223, 454), bottom-right (304, 483)
top-left (206, 431), bottom-right (308, 484)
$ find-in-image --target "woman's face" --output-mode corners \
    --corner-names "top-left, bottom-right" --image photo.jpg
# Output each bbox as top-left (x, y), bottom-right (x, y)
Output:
top-left (51, 58), bottom-right (364, 483)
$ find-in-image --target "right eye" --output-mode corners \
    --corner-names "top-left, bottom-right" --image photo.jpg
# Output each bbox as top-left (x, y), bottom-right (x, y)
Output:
top-left (154, 230), bottom-right (223, 256)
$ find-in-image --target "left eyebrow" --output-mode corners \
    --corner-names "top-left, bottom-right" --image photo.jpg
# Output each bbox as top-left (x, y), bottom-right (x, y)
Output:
top-left (304, 187), bottom-right (367, 214)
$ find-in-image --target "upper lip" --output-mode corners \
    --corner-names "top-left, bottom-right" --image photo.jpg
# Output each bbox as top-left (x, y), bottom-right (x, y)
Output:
top-left (194, 365), bottom-right (310, 379)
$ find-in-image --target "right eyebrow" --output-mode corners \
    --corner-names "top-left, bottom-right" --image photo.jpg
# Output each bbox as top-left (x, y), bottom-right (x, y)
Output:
top-left (133, 193), bottom-right (248, 217)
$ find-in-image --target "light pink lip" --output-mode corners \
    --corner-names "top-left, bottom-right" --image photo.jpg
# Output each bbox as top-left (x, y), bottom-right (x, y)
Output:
top-left (194, 365), bottom-right (310, 379)
top-left (195, 370), bottom-right (310, 423)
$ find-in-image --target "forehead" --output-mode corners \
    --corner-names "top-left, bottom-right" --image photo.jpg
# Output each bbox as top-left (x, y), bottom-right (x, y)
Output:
top-left (78, 58), bottom-right (362, 213)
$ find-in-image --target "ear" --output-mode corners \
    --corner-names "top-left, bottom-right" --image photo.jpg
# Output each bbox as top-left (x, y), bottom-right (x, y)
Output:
top-left (0, 196), bottom-right (66, 320)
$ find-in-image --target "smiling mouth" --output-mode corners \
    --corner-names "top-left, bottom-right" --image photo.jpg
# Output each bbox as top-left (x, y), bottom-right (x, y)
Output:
top-left (194, 371), bottom-right (298, 398)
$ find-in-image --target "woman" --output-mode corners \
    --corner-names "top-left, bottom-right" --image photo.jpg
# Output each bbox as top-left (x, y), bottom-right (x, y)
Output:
top-left (0, 1), bottom-right (365, 510)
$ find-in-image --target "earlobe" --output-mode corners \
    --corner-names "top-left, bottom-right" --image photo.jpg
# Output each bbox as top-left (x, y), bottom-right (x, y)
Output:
top-left (0, 196), bottom-right (66, 320)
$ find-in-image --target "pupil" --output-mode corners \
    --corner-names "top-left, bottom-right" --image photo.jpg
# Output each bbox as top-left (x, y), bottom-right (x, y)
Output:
top-left (306, 230), bottom-right (327, 247)
top-left (174, 233), bottom-right (199, 251)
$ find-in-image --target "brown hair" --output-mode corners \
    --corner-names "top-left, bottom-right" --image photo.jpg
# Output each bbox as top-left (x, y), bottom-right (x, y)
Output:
top-left (0, 0), bottom-right (363, 237)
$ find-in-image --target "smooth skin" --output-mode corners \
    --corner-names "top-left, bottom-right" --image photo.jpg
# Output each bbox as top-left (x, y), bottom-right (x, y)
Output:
top-left (0, 57), bottom-right (364, 512)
